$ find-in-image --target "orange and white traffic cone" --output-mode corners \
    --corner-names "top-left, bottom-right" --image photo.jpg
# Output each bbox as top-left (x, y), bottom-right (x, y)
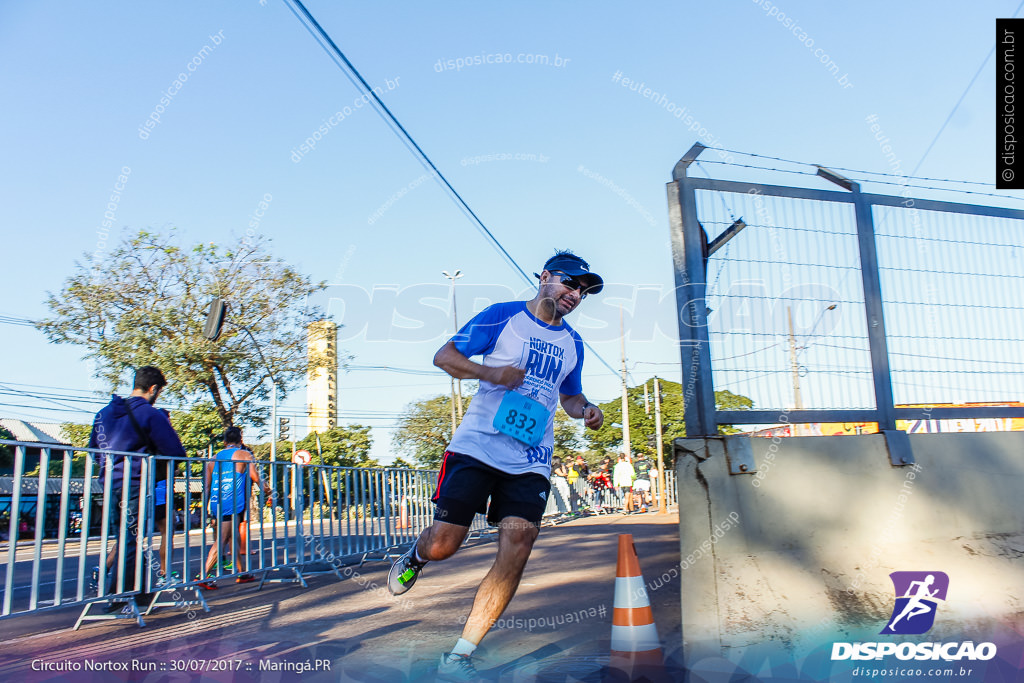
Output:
top-left (610, 534), bottom-right (664, 679)
top-left (396, 496), bottom-right (410, 529)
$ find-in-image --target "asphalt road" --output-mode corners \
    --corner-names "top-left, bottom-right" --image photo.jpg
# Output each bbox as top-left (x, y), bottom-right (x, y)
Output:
top-left (0, 511), bottom-right (684, 682)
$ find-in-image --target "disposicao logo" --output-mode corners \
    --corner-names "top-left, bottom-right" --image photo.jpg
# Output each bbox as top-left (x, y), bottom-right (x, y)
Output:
top-left (880, 571), bottom-right (948, 635)
top-left (831, 571), bottom-right (997, 662)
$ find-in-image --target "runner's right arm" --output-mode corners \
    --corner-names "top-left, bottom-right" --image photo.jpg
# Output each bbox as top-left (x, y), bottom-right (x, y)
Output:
top-left (433, 341), bottom-right (525, 389)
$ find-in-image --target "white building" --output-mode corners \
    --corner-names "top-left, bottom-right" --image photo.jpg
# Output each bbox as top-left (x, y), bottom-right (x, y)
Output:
top-left (306, 320), bottom-right (338, 435)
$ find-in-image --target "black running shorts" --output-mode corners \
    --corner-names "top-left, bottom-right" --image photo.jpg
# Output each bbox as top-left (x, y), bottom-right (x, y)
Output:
top-left (432, 451), bottom-right (551, 527)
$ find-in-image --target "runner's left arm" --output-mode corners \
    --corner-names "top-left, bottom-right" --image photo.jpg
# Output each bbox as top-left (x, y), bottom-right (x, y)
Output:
top-left (558, 329), bottom-right (601, 429)
top-left (560, 393), bottom-right (604, 430)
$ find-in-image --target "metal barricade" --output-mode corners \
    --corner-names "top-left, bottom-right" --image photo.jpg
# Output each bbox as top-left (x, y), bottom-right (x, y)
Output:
top-left (0, 440), bottom-right (166, 626)
top-left (1, 438), bottom-right (678, 629)
top-left (547, 468), bottom-right (680, 518)
top-left (0, 444), bottom-right (458, 625)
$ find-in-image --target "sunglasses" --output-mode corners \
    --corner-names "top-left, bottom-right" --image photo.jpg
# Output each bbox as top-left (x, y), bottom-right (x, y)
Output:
top-left (549, 270), bottom-right (587, 297)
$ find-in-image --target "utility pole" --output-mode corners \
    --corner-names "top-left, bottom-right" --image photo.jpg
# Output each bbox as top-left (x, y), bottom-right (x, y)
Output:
top-left (620, 306), bottom-right (631, 461)
top-left (271, 381), bottom-right (277, 463)
top-left (443, 269), bottom-right (464, 424)
top-left (449, 389), bottom-right (457, 437)
top-left (654, 377), bottom-right (666, 514)
top-left (787, 305), bottom-right (804, 411)
top-left (453, 281), bottom-right (462, 421)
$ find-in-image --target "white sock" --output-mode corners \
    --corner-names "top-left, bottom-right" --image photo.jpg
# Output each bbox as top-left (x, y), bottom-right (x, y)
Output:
top-left (450, 638), bottom-right (476, 657)
top-left (414, 547), bottom-right (426, 564)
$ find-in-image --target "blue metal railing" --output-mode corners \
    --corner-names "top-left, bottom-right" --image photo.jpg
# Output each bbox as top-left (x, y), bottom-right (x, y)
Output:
top-left (668, 143), bottom-right (1024, 438)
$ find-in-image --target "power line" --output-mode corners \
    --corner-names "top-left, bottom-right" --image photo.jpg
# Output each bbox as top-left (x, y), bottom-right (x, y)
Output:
top-left (0, 315), bottom-right (37, 328)
top-left (0, 402), bottom-right (93, 415)
top-left (282, 0), bottom-right (622, 381)
top-left (0, 383), bottom-right (95, 414)
top-left (910, 0), bottom-right (1024, 176)
top-left (0, 381), bottom-right (106, 397)
top-left (283, 0), bottom-right (527, 281)
top-left (347, 364), bottom-right (446, 376)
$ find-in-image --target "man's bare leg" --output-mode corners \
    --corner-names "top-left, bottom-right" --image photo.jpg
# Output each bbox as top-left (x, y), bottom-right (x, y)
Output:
top-left (105, 543), bottom-right (118, 571)
top-left (203, 521), bottom-right (232, 575)
top-left (156, 515), bottom-right (172, 577)
top-left (388, 517), bottom-right (469, 598)
top-left (417, 519), bottom-right (471, 561)
top-left (459, 516), bottom-right (538, 645)
top-left (238, 517), bottom-right (249, 572)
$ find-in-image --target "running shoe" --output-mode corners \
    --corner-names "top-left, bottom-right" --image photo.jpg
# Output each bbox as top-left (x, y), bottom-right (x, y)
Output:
top-left (437, 653), bottom-right (478, 682)
top-left (235, 574), bottom-right (257, 584)
top-left (387, 545), bottom-right (426, 595)
top-left (155, 570), bottom-right (181, 588)
top-left (195, 573), bottom-right (219, 591)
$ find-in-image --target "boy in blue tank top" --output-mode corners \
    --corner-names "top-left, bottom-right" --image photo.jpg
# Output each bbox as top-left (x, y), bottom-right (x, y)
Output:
top-left (201, 427), bottom-right (271, 586)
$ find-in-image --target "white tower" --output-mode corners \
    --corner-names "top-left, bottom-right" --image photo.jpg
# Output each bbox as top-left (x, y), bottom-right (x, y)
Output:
top-left (306, 320), bottom-right (338, 434)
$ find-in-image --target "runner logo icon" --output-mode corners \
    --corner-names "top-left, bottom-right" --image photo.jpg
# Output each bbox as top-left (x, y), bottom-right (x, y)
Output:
top-left (880, 571), bottom-right (949, 635)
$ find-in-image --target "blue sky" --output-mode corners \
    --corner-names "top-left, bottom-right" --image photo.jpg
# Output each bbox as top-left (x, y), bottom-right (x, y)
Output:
top-left (1, 1), bottom-right (1021, 463)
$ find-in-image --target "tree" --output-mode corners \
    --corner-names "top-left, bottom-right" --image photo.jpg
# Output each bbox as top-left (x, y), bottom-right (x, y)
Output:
top-left (247, 425), bottom-right (376, 468)
top-left (390, 457), bottom-right (416, 469)
top-left (713, 390), bottom-right (755, 435)
top-left (392, 393), bottom-right (473, 468)
top-left (583, 379), bottom-right (753, 458)
top-left (553, 409), bottom-right (582, 463)
top-left (37, 229), bottom-right (332, 429)
top-left (0, 425), bottom-right (15, 471)
top-left (56, 422), bottom-right (91, 477)
top-left (60, 422), bottom-right (92, 447)
top-left (299, 426), bottom-right (376, 468)
top-left (169, 402), bottom-right (225, 456)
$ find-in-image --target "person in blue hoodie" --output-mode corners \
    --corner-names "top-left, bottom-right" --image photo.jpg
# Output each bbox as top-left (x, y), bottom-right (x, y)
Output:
top-left (89, 366), bottom-right (186, 595)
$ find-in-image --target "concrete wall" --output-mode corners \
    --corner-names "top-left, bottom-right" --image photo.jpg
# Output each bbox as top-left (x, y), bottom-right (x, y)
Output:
top-left (674, 432), bottom-right (1024, 681)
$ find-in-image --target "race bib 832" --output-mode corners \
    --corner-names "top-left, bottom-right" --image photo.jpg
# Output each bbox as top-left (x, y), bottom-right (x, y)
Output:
top-left (492, 391), bottom-right (546, 446)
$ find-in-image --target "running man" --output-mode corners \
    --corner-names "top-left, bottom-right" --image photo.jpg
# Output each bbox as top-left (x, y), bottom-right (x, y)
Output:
top-left (201, 427), bottom-right (271, 586)
top-left (887, 574), bottom-right (939, 631)
top-left (388, 251), bottom-right (605, 680)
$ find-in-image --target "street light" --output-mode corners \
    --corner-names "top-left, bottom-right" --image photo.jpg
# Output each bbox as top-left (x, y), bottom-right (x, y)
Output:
top-left (442, 270), bottom-right (464, 430)
top-left (203, 297), bottom-right (281, 462)
top-left (804, 303), bottom-right (839, 346)
top-left (787, 302), bottom-right (839, 414)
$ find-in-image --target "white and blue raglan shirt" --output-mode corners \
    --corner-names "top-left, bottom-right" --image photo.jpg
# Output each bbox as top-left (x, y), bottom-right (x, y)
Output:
top-left (446, 301), bottom-right (584, 477)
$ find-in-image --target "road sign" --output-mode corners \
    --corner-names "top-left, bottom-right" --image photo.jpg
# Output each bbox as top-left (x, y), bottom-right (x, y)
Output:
top-left (292, 449), bottom-right (312, 465)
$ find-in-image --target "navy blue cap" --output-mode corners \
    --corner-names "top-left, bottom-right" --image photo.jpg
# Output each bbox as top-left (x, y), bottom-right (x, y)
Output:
top-left (535, 253), bottom-right (604, 294)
